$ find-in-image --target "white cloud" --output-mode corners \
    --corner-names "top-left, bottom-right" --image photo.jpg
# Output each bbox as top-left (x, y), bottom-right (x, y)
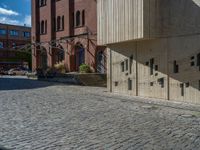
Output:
top-left (0, 15), bottom-right (32, 27)
top-left (0, 7), bottom-right (19, 16)
top-left (0, 16), bottom-right (20, 25)
top-left (24, 15), bottom-right (31, 27)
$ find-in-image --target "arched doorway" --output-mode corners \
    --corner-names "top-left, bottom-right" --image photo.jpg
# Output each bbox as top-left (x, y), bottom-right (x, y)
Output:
top-left (75, 43), bottom-right (85, 71)
top-left (96, 50), bottom-right (105, 73)
top-left (38, 47), bottom-right (47, 69)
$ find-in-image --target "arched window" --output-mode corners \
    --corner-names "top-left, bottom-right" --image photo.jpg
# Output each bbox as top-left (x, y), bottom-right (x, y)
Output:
top-left (76, 11), bottom-right (81, 27)
top-left (39, 0), bottom-right (46, 7)
top-left (57, 16), bottom-right (61, 31)
top-left (72, 13), bottom-right (74, 27)
top-left (41, 20), bottom-right (44, 34)
top-left (82, 10), bottom-right (85, 26)
top-left (53, 17), bottom-right (56, 32)
top-left (45, 20), bottom-right (47, 33)
top-left (62, 16), bottom-right (64, 30)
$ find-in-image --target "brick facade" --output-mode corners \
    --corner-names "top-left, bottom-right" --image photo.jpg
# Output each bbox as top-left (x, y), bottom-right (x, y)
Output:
top-left (32, 0), bottom-right (106, 73)
top-left (0, 23), bottom-right (31, 69)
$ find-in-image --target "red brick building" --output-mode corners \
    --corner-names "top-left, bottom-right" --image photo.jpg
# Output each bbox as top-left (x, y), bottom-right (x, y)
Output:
top-left (31, 0), bottom-right (106, 73)
top-left (0, 23), bottom-right (31, 69)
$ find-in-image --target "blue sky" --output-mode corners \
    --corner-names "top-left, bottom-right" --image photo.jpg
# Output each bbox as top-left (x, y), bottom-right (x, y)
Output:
top-left (0, 0), bottom-right (31, 26)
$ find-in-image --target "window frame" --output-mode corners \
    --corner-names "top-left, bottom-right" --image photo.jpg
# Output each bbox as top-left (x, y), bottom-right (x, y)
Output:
top-left (76, 11), bottom-right (81, 27)
top-left (9, 30), bottom-right (19, 37)
top-left (39, 0), bottom-right (47, 7)
top-left (0, 29), bottom-right (7, 36)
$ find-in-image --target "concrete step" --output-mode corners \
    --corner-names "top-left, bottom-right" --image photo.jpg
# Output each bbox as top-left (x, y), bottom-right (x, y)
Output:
top-left (29, 73), bottom-right (107, 87)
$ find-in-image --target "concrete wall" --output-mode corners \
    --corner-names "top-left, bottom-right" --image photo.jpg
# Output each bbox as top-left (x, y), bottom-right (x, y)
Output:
top-left (97, 0), bottom-right (149, 45)
top-left (98, 0), bottom-right (200, 45)
top-left (108, 34), bottom-right (200, 104)
top-left (100, 0), bottom-right (200, 103)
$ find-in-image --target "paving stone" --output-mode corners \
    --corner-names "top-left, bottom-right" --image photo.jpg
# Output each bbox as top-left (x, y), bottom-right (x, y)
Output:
top-left (0, 76), bottom-right (200, 150)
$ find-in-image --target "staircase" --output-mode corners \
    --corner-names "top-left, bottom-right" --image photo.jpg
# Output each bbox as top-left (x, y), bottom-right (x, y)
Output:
top-left (75, 73), bottom-right (107, 87)
top-left (29, 73), bottom-right (107, 87)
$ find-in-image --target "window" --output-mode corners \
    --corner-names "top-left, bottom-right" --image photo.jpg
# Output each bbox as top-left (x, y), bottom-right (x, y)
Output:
top-left (37, 22), bottom-right (40, 34)
top-left (72, 13), bottom-right (74, 27)
top-left (125, 59), bottom-right (128, 71)
top-left (82, 10), bottom-right (85, 26)
top-left (0, 42), bottom-right (3, 48)
top-left (197, 53), bottom-right (200, 66)
top-left (10, 30), bottom-right (19, 36)
top-left (150, 58), bottom-right (154, 75)
top-left (57, 16), bottom-right (61, 31)
top-left (129, 55), bottom-right (133, 74)
top-left (39, 0), bottom-right (47, 7)
top-left (76, 11), bottom-right (81, 26)
top-left (199, 80), bottom-right (200, 91)
top-left (191, 62), bottom-right (195, 66)
top-left (155, 65), bottom-right (158, 71)
top-left (45, 20), bottom-right (47, 33)
top-left (128, 78), bottom-right (132, 90)
top-left (121, 61), bottom-right (125, 72)
top-left (191, 56), bottom-right (195, 66)
top-left (53, 17), bottom-right (56, 32)
top-left (12, 43), bottom-right (16, 48)
top-left (40, 20), bottom-right (47, 34)
top-left (0, 29), bottom-right (6, 35)
top-left (41, 21), bottom-right (45, 34)
top-left (185, 82), bottom-right (190, 88)
top-left (180, 83), bottom-right (184, 96)
top-left (158, 78), bottom-right (164, 88)
top-left (24, 32), bottom-right (30, 38)
top-left (173, 61), bottom-right (179, 73)
top-left (62, 16), bottom-right (64, 30)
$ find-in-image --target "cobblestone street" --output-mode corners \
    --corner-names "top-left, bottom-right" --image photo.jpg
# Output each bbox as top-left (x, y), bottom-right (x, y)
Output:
top-left (0, 76), bottom-right (200, 150)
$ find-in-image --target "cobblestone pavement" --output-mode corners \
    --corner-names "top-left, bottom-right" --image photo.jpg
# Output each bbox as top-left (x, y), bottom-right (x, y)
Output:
top-left (0, 76), bottom-right (200, 150)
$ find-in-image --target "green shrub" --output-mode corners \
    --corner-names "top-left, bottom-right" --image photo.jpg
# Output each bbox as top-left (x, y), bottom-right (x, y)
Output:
top-left (79, 64), bottom-right (91, 73)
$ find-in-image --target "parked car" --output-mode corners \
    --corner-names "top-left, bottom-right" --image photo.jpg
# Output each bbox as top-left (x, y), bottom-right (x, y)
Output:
top-left (8, 68), bottom-right (29, 76)
top-left (0, 69), bottom-right (4, 75)
top-left (0, 68), bottom-right (8, 75)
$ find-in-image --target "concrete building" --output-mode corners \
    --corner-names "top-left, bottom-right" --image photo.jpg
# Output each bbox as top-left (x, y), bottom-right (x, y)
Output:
top-left (32, 0), bottom-right (106, 73)
top-left (0, 23), bottom-right (31, 69)
top-left (97, 0), bottom-right (200, 104)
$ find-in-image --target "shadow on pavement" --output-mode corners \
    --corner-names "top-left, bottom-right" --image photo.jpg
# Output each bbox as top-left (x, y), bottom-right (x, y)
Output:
top-left (0, 146), bottom-right (10, 150)
top-left (0, 76), bottom-right (58, 91)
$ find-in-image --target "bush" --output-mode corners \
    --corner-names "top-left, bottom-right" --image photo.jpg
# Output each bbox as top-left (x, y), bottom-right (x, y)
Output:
top-left (45, 67), bottom-right (57, 78)
top-left (79, 64), bottom-right (91, 73)
top-left (36, 68), bottom-right (45, 77)
top-left (54, 62), bottom-right (66, 73)
top-left (36, 67), bottom-right (57, 78)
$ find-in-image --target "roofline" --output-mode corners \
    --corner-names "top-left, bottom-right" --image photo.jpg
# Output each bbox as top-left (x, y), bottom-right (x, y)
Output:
top-left (0, 23), bottom-right (31, 29)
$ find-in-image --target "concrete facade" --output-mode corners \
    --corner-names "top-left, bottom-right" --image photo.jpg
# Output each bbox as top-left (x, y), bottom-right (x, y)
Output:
top-left (32, 0), bottom-right (106, 73)
top-left (0, 23), bottom-right (31, 69)
top-left (97, 0), bottom-right (200, 104)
